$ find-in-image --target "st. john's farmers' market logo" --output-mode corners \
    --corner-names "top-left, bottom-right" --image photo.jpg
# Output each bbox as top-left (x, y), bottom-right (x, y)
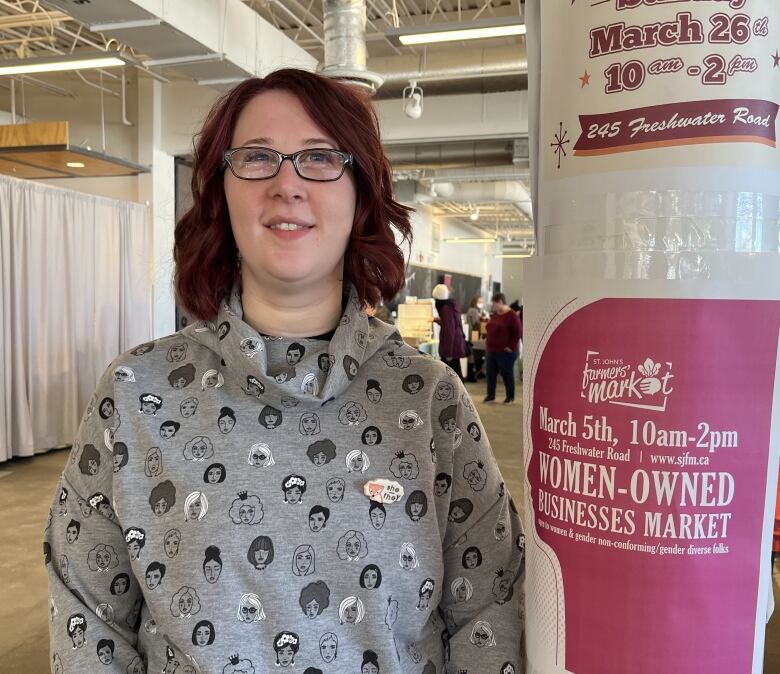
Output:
top-left (580, 351), bottom-right (674, 412)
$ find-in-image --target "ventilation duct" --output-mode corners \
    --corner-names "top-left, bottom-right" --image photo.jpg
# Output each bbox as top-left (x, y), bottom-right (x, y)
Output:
top-left (320, 0), bottom-right (383, 93)
top-left (431, 180), bottom-right (533, 220)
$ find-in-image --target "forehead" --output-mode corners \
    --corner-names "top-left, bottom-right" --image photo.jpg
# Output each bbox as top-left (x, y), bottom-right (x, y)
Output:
top-left (232, 90), bottom-right (336, 149)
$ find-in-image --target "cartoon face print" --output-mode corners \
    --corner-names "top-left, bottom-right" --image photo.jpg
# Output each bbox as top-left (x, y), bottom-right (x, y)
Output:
top-left (307, 439), bottom-right (336, 466)
top-left (159, 421), bottom-right (180, 440)
top-left (434, 380), bottom-right (455, 400)
top-left (361, 425), bottom-right (382, 446)
top-left (319, 633), bottom-right (338, 663)
top-left (301, 372), bottom-right (319, 395)
top-left (66, 613), bottom-right (87, 648)
top-left (343, 355), bottom-right (360, 380)
top-left (448, 498), bottom-right (474, 524)
top-left (405, 490), bottom-right (428, 522)
top-left (471, 620), bottom-right (496, 648)
top-left (281, 395), bottom-right (300, 409)
top-left (463, 460), bottom-right (488, 491)
top-left (389, 451), bottom-right (420, 479)
top-left (180, 397), bottom-right (199, 418)
top-left (170, 586), bottom-right (201, 619)
top-left (243, 375), bottom-right (265, 397)
top-left (317, 353), bottom-right (332, 373)
top-left (326, 477), bottom-right (345, 502)
top-left (144, 447), bottom-right (163, 477)
top-left (203, 462), bottom-right (226, 484)
top-left (202, 545), bottom-right (223, 584)
top-left (439, 405), bottom-right (457, 433)
top-left (127, 656), bottom-right (145, 674)
top-left (337, 530), bottom-right (368, 561)
top-left (164, 529), bottom-right (181, 558)
top-left (248, 443), bottom-right (275, 467)
top-left (270, 366), bottom-right (295, 384)
top-left (292, 544), bottom-right (316, 576)
top-left (183, 436), bottom-right (214, 462)
top-left (451, 577), bottom-right (474, 603)
top-left (87, 544), bottom-right (119, 573)
top-left (346, 449), bottom-right (370, 473)
top-left (166, 342), bottom-right (188, 362)
top-left (229, 491), bottom-right (264, 525)
top-left (399, 542), bottom-right (419, 570)
top-left (462, 546), bottom-right (483, 569)
top-left (247, 535), bottom-right (274, 570)
top-left (88, 492), bottom-right (115, 521)
top-left (287, 342), bottom-right (305, 365)
top-left (124, 527), bottom-right (145, 560)
top-left (237, 593), bottom-right (265, 622)
top-left (398, 410), bottom-right (423, 430)
top-left (359, 564), bottom-right (382, 589)
top-left (192, 620), bottom-right (215, 647)
top-left (98, 397), bottom-right (115, 419)
top-left (299, 412), bottom-right (321, 436)
top-left (65, 519), bottom-right (80, 544)
top-left (282, 475), bottom-right (307, 503)
top-left (184, 491), bottom-right (208, 521)
top-left (167, 363), bottom-right (196, 389)
top-left (417, 578), bottom-right (435, 610)
top-left (139, 393), bottom-right (163, 416)
top-left (402, 374), bottom-right (425, 395)
top-left (338, 596), bottom-right (365, 625)
top-left (217, 322), bottom-right (231, 341)
top-left (434, 472), bottom-right (452, 497)
top-left (273, 631), bottom-right (300, 667)
top-left (112, 443), bottom-right (129, 474)
top-left (368, 501), bottom-right (386, 530)
top-left (492, 568), bottom-right (514, 603)
top-left (467, 421), bottom-right (482, 442)
top-left (109, 573), bottom-right (130, 596)
top-left (239, 337), bottom-right (262, 358)
top-left (365, 379), bottom-right (382, 403)
top-left (383, 351), bottom-right (411, 369)
top-left (299, 580), bottom-right (330, 619)
top-left (494, 519), bottom-right (508, 541)
top-left (217, 407), bottom-right (236, 434)
top-left (308, 505), bottom-right (330, 532)
top-left (501, 663), bottom-right (517, 674)
top-left (77, 444), bottom-right (101, 476)
top-left (145, 562), bottom-right (166, 590)
top-left (97, 638), bottom-right (115, 664)
top-left (76, 497), bottom-right (91, 519)
top-left (149, 480), bottom-right (176, 517)
top-left (96, 602), bottom-right (115, 626)
top-left (338, 401), bottom-right (367, 426)
top-left (259, 405), bottom-right (283, 429)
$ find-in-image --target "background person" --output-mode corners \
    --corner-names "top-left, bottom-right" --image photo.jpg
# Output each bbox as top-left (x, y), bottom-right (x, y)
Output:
top-left (431, 283), bottom-right (469, 380)
top-left (484, 293), bottom-right (522, 404)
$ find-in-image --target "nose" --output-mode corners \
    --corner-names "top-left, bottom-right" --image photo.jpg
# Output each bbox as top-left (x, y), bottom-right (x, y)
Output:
top-left (268, 155), bottom-right (307, 201)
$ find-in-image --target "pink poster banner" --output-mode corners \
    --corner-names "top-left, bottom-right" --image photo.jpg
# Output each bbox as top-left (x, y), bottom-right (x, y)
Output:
top-left (573, 98), bottom-right (779, 155)
top-left (527, 298), bottom-right (780, 673)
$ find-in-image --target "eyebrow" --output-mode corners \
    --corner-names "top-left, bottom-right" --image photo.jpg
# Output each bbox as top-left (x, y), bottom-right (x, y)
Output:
top-left (240, 137), bottom-right (336, 148)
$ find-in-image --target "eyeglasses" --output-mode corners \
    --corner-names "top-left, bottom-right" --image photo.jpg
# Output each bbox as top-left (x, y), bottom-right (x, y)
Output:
top-left (223, 146), bottom-right (354, 182)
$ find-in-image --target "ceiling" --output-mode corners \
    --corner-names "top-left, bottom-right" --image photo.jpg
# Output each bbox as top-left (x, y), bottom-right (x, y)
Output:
top-left (0, 0), bottom-right (530, 243)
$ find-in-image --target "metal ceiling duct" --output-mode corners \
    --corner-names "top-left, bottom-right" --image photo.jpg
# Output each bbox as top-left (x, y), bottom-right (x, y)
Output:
top-left (386, 140), bottom-right (514, 168)
top-left (320, 0), bottom-right (383, 93)
top-left (432, 180), bottom-right (533, 221)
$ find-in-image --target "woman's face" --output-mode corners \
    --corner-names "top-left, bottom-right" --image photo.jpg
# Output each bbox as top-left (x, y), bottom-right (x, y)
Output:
top-left (181, 400), bottom-right (197, 417)
top-left (251, 452), bottom-right (264, 466)
top-left (286, 486), bottom-right (302, 504)
top-left (295, 548), bottom-right (313, 574)
top-left (350, 454), bottom-right (364, 471)
top-left (367, 388), bottom-right (381, 403)
top-left (239, 504), bottom-right (255, 523)
top-left (173, 377), bottom-right (187, 389)
top-left (277, 645), bottom-right (295, 666)
top-left (345, 406), bottom-right (360, 423)
top-left (204, 560), bottom-right (221, 583)
top-left (309, 512), bottom-right (326, 532)
top-left (204, 374), bottom-right (218, 387)
top-left (225, 90), bottom-right (357, 297)
top-left (346, 537), bottom-right (360, 558)
top-left (141, 401), bottom-right (157, 415)
top-left (254, 547), bottom-right (270, 565)
top-left (96, 550), bottom-right (111, 569)
top-left (240, 603), bottom-right (258, 622)
top-left (170, 345), bottom-right (186, 361)
top-left (112, 453), bottom-right (123, 470)
top-left (410, 502), bottom-right (423, 518)
top-left (473, 627), bottom-right (491, 647)
top-left (455, 583), bottom-right (468, 602)
top-left (100, 401), bottom-right (114, 417)
top-left (401, 416), bottom-right (415, 429)
top-left (87, 458), bottom-right (98, 475)
top-left (399, 461), bottom-right (413, 479)
top-left (207, 467), bottom-right (222, 483)
top-left (362, 663), bottom-right (378, 674)
top-left (401, 550), bottom-right (415, 569)
top-left (190, 441), bottom-right (208, 459)
top-left (465, 551), bottom-right (478, 568)
top-left (71, 627), bottom-right (85, 648)
top-left (312, 451), bottom-right (327, 466)
top-left (469, 425), bottom-right (480, 439)
top-left (188, 500), bottom-right (202, 519)
top-left (218, 416), bottom-right (235, 433)
top-left (344, 603), bottom-right (358, 623)
top-left (148, 453), bottom-right (160, 472)
top-left (98, 645), bottom-right (113, 664)
top-left (305, 598), bottom-right (319, 618)
top-left (195, 625), bottom-right (211, 646)
top-left (320, 639), bottom-right (337, 662)
top-left (363, 569), bottom-right (378, 588)
top-left (164, 535), bottom-right (180, 557)
top-left (327, 481), bottom-right (344, 502)
top-left (155, 497), bottom-right (169, 517)
top-left (301, 416), bottom-right (317, 433)
top-left (435, 479), bottom-right (449, 496)
top-left (160, 425), bottom-right (175, 439)
top-left (451, 506), bottom-right (465, 521)
top-left (66, 526), bottom-right (78, 543)
top-left (146, 569), bottom-right (162, 589)
top-left (363, 429), bottom-right (378, 445)
top-left (369, 508), bottom-right (385, 530)
top-left (265, 413), bottom-right (279, 428)
top-left (179, 594), bottom-right (193, 614)
top-left (407, 379), bottom-right (421, 393)
top-left (443, 418), bottom-right (456, 433)
top-left (127, 540), bottom-right (140, 557)
top-left (114, 577), bottom-right (128, 594)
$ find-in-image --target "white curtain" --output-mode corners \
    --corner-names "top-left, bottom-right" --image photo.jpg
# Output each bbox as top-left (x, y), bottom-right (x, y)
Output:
top-left (0, 175), bottom-right (152, 462)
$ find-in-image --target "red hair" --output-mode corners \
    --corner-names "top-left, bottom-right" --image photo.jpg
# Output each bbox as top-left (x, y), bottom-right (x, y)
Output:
top-left (174, 69), bottom-right (413, 320)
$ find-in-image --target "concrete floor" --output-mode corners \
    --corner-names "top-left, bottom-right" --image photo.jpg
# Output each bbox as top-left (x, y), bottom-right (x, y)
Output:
top-left (1, 381), bottom-right (778, 672)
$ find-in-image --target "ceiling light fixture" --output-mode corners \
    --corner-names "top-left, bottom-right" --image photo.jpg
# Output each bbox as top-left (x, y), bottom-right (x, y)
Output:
top-left (444, 237), bottom-right (497, 244)
top-left (387, 17), bottom-right (526, 47)
top-left (469, 208), bottom-right (480, 222)
top-left (402, 80), bottom-right (423, 119)
top-left (66, 161), bottom-right (85, 168)
top-left (0, 55), bottom-right (125, 77)
top-left (495, 252), bottom-right (535, 258)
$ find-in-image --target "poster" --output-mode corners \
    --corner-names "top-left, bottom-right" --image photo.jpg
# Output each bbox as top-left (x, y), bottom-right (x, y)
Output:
top-left (525, 3), bottom-right (780, 669)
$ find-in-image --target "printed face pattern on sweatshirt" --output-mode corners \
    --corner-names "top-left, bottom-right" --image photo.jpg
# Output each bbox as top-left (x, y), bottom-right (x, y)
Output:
top-left (44, 285), bottom-right (524, 674)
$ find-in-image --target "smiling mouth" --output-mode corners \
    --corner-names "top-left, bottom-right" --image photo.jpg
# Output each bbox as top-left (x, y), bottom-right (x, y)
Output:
top-left (267, 222), bottom-right (313, 231)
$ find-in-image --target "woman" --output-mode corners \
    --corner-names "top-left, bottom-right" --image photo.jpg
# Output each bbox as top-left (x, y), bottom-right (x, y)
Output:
top-left (484, 292), bottom-right (522, 404)
top-left (465, 295), bottom-right (487, 382)
top-left (431, 283), bottom-right (468, 379)
top-left (44, 69), bottom-right (523, 673)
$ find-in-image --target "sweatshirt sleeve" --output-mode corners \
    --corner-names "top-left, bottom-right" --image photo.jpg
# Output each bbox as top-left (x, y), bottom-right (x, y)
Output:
top-left (43, 363), bottom-right (146, 673)
top-left (438, 379), bottom-right (525, 674)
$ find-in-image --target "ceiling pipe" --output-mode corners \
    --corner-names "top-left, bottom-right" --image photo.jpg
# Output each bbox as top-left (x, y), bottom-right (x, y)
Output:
top-left (431, 180), bottom-right (534, 221)
top-left (321, 0), bottom-right (384, 93)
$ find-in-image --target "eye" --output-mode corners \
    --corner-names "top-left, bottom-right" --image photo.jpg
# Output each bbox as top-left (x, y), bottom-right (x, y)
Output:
top-left (301, 149), bottom-right (336, 165)
top-left (241, 148), bottom-right (274, 163)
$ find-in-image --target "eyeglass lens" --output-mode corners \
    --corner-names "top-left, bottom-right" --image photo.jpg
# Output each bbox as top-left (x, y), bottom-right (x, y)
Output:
top-left (229, 148), bottom-right (347, 181)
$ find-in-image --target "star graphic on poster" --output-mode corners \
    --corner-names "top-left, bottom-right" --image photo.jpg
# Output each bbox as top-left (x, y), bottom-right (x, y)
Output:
top-left (579, 69), bottom-right (591, 87)
top-left (550, 122), bottom-right (570, 170)
top-left (773, 50), bottom-right (780, 68)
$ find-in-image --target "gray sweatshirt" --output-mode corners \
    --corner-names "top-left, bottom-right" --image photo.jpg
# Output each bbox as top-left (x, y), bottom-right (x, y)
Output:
top-left (44, 285), bottom-right (525, 674)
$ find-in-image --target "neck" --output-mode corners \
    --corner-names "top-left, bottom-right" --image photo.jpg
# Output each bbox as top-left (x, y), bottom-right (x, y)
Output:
top-left (239, 272), bottom-right (345, 338)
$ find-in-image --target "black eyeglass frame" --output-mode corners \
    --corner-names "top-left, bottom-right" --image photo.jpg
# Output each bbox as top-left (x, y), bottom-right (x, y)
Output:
top-left (223, 146), bottom-right (354, 182)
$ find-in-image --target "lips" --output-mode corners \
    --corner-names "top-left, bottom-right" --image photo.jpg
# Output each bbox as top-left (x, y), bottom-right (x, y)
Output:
top-left (264, 216), bottom-right (314, 231)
